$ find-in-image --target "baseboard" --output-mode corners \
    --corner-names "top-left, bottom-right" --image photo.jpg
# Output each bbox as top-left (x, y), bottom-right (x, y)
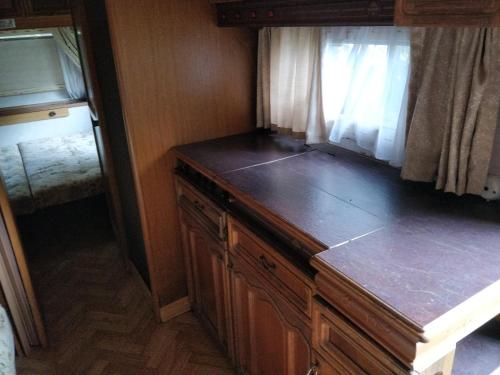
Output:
top-left (160, 296), bottom-right (191, 322)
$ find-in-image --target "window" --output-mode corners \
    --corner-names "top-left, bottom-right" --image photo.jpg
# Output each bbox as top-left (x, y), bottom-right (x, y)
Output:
top-left (258, 27), bottom-right (411, 167)
top-left (322, 27), bottom-right (410, 166)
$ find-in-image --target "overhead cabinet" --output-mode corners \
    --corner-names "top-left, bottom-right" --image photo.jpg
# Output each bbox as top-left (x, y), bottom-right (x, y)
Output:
top-left (0, 0), bottom-right (24, 18)
top-left (0, 0), bottom-right (69, 17)
top-left (215, 0), bottom-right (500, 27)
top-left (395, 0), bottom-right (500, 26)
top-left (27, 0), bottom-right (70, 15)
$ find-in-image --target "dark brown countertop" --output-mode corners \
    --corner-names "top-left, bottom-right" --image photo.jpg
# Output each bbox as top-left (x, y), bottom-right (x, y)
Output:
top-left (174, 132), bottom-right (500, 329)
top-left (175, 131), bottom-right (310, 176)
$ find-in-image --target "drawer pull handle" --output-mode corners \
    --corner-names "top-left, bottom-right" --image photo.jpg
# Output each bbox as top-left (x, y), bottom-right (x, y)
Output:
top-left (193, 200), bottom-right (205, 211)
top-left (259, 255), bottom-right (276, 272)
top-left (217, 254), bottom-right (223, 262)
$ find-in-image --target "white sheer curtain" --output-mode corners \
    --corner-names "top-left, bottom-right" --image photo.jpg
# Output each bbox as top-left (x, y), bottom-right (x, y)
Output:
top-left (323, 27), bottom-right (410, 166)
top-left (257, 27), bottom-right (411, 166)
top-left (52, 27), bottom-right (87, 100)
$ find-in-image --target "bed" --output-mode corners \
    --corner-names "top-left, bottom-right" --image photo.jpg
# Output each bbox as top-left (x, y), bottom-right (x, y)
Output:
top-left (0, 305), bottom-right (14, 375)
top-left (0, 132), bottom-right (103, 215)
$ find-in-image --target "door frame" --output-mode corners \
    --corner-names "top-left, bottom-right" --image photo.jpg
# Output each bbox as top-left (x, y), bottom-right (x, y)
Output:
top-left (0, 180), bottom-right (47, 354)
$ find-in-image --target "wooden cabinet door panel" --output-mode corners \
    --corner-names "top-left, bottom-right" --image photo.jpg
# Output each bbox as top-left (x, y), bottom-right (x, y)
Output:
top-left (395, 0), bottom-right (500, 26)
top-left (228, 218), bottom-right (314, 319)
top-left (179, 208), bottom-right (229, 351)
top-left (401, 0), bottom-right (499, 15)
top-left (230, 254), bottom-right (312, 375)
top-left (28, 0), bottom-right (70, 15)
top-left (0, 0), bottom-right (24, 18)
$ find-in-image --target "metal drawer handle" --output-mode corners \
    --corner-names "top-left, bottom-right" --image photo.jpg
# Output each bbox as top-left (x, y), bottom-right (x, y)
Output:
top-left (259, 255), bottom-right (276, 272)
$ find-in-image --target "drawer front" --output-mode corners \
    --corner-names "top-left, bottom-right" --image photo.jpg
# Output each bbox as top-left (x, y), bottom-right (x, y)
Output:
top-left (313, 300), bottom-right (407, 375)
top-left (228, 217), bottom-right (314, 319)
top-left (175, 176), bottom-right (226, 240)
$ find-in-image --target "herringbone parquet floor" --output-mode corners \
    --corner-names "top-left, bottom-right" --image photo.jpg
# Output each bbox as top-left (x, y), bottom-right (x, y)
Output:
top-left (15, 196), bottom-right (234, 375)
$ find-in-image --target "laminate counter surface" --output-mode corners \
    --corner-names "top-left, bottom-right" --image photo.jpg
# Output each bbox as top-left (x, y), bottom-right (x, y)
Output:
top-left (174, 132), bottom-right (500, 330)
top-left (174, 131), bottom-right (310, 176)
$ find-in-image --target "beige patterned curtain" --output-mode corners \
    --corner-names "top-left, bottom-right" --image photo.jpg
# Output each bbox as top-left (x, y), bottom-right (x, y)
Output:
top-left (402, 28), bottom-right (500, 195)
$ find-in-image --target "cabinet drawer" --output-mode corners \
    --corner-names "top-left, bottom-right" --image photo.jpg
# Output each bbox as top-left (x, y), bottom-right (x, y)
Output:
top-left (313, 299), bottom-right (407, 375)
top-left (175, 176), bottom-right (226, 241)
top-left (228, 217), bottom-right (314, 319)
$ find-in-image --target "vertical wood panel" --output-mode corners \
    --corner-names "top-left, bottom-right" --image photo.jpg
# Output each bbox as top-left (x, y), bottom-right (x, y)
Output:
top-left (105, 0), bottom-right (256, 308)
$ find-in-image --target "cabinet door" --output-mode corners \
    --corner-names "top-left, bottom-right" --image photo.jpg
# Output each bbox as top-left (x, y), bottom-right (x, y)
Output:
top-left (0, 0), bottom-right (24, 18)
top-left (27, 0), bottom-right (70, 15)
top-left (395, 0), bottom-right (500, 26)
top-left (180, 208), bottom-right (229, 350)
top-left (230, 255), bottom-right (312, 375)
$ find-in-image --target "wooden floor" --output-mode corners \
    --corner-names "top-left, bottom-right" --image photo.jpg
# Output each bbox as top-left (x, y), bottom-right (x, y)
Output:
top-left (15, 196), bottom-right (234, 375)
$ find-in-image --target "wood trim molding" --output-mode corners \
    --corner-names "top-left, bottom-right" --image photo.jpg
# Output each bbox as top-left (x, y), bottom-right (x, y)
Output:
top-left (0, 108), bottom-right (69, 126)
top-left (0, 180), bottom-right (47, 349)
top-left (0, 100), bottom-right (87, 117)
top-left (160, 296), bottom-right (191, 322)
top-left (312, 264), bottom-right (424, 367)
top-left (394, 0), bottom-right (500, 26)
top-left (0, 15), bottom-right (73, 30)
top-left (216, 0), bottom-right (396, 27)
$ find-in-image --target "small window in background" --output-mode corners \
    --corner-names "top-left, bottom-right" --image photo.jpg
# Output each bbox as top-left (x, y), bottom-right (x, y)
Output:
top-left (0, 28), bottom-right (86, 109)
top-left (0, 30), bottom-right (68, 107)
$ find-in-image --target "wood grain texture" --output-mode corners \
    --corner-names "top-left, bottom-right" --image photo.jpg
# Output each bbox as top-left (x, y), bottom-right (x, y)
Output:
top-left (0, 108), bottom-right (68, 126)
top-left (0, 100), bottom-right (86, 117)
top-left (395, 0), bottom-right (500, 26)
top-left (0, 175), bottom-right (47, 350)
top-left (174, 133), bottom-right (500, 373)
top-left (1, 15), bottom-right (72, 29)
top-left (14, 197), bottom-right (234, 375)
top-left (105, 0), bottom-right (256, 308)
top-left (216, 0), bottom-right (396, 27)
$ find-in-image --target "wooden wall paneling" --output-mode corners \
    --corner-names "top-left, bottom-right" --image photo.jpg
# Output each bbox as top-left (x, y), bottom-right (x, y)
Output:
top-left (72, 0), bottom-right (151, 311)
top-left (105, 0), bottom-right (256, 316)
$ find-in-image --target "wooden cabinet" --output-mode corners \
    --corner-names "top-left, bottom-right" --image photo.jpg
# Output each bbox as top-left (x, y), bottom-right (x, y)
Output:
top-left (0, 0), bottom-right (23, 17)
top-left (395, 0), bottom-right (500, 26)
top-left (311, 352), bottom-right (341, 375)
top-left (312, 299), bottom-right (407, 375)
top-left (27, 0), bottom-right (70, 15)
top-left (229, 252), bottom-right (313, 375)
top-left (178, 207), bottom-right (231, 353)
top-left (228, 218), bottom-right (314, 320)
top-left (0, 0), bottom-right (70, 19)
